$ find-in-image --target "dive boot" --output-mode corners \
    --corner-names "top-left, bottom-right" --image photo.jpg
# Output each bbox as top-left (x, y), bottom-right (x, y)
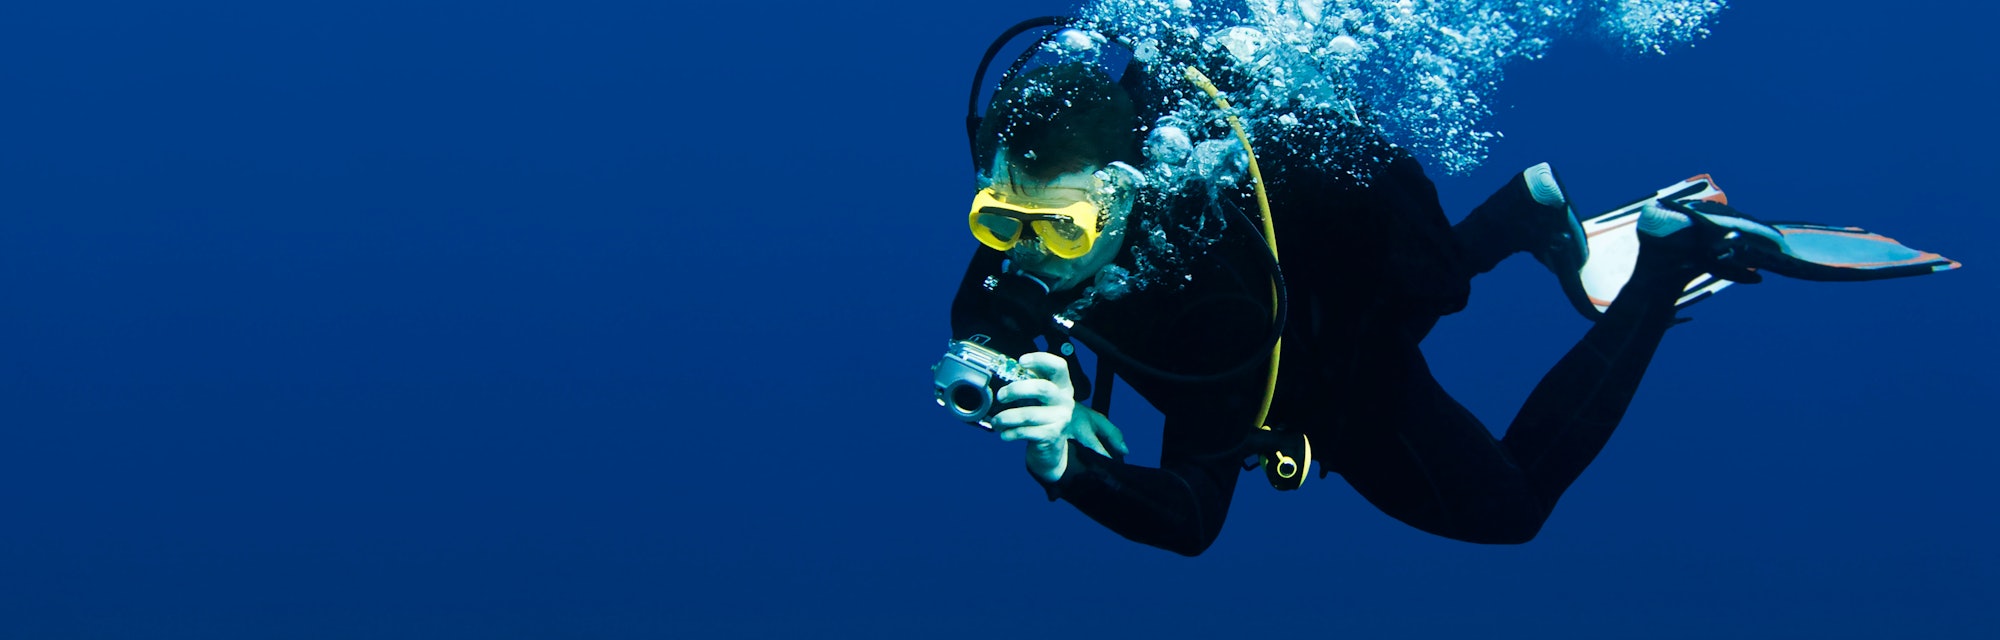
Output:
top-left (1456, 162), bottom-right (1589, 280)
top-left (1518, 162), bottom-right (1590, 278)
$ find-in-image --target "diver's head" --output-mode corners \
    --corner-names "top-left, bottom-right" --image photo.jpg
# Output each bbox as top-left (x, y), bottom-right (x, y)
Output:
top-left (969, 61), bottom-right (1143, 291)
top-left (971, 161), bottom-right (1142, 291)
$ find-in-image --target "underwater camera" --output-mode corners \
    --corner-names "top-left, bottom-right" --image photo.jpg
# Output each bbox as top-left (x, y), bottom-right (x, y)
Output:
top-left (931, 339), bottom-right (1039, 429)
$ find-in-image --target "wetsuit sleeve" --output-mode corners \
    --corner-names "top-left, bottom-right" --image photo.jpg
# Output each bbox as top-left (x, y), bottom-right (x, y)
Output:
top-left (1034, 421), bottom-right (1245, 557)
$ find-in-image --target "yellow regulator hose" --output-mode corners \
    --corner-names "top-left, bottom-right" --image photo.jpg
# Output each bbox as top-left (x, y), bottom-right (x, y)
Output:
top-left (1183, 66), bottom-right (1282, 433)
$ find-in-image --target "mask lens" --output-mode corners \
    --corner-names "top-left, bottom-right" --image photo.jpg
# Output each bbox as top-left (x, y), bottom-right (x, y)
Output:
top-left (978, 213), bottom-right (1024, 239)
top-left (971, 211), bottom-right (1023, 250)
top-left (1033, 218), bottom-right (1092, 258)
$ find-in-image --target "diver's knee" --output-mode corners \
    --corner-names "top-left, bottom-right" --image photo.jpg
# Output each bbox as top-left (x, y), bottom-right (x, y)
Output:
top-left (1467, 508), bottom-right (1548, 545)
top-left (1167, 531), bottom-right (1220, 557)
top-left (1428, 504), bottom-right (1549, 545)
top-left (1476, 522), bottom-right (1544, 545)
top-left (1431, 520), bottom-right (1542, 545)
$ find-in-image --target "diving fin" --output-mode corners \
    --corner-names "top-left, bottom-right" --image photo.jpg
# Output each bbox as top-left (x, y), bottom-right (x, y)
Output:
top-left (1558, 175), bottom-right (1960, 321)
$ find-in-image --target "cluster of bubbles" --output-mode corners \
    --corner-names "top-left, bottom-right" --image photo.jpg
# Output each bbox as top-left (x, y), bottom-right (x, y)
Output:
top-left (1073, 0), bottom-right (1726, 178)
top-left (1007, 0), bottom-right (1727, 301)
top-left (1602, 0), bottom-right (1728, 55)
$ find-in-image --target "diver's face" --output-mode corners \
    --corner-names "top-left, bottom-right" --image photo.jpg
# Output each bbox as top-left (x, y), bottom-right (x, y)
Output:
top-left (993, 165), bottom-right (1126, 291)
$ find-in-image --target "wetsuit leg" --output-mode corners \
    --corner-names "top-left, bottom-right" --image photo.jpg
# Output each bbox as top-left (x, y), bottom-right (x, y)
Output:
top-left (1451, 181), bottom-right (1538, 275)
top-left (1320, 268), bottom-right (1685, 544)
top-left (1314, 303), bottom-right (1544, 543)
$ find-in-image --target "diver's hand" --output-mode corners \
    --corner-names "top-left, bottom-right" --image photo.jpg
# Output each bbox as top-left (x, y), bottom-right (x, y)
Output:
top-left (993, 353), bottom-right (1129, 484)
top-left (1066, 404), bottom-right (1127, 462)
top-left (992, 353), bottom-right (1076, 483)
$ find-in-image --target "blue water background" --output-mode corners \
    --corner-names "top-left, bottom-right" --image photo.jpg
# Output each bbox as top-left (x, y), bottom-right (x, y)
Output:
top-left (2, 1), bottom-right (1995, 638)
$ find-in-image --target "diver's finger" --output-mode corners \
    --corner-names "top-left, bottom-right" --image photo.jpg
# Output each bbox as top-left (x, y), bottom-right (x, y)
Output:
top-left (1095, 414), bottom-right (1129, 458)
top-left (1073, 429), bottom-right (1109, 458)
top-left (995, 420), bottom-right (1064, 444)
top-left (995, 378), bottom-right (1064, 405)
top-left (990, 405), bottom-right (1070, 433)
top-left (1017, 352), bottom-right (1073, 392)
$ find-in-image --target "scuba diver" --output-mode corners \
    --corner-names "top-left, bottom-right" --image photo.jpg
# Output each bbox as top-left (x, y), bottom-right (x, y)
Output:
top-left (932, 19), bottom-right (1959, 556)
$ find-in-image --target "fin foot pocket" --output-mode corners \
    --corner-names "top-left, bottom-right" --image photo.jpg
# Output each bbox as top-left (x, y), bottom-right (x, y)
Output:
top-left (1519, 163), bottom-right (1590, 277)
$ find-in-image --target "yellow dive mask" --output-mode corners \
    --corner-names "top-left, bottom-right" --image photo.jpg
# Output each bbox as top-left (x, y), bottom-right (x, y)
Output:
top-left (967, 188), bottom-right (1103, 259)
top-left (967, 161), bottom-right (1142, 260)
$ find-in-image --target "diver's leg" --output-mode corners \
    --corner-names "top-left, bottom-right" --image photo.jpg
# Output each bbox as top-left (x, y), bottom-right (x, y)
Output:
top-left (1321, 281), bottom-right (1678, 544)
top-left (1298, 158), bottom-right (1556, 542)
top-left (1452, 163), bottom-right (1586, 277)
top-left (1493, 266), bottom-right (1681, 503)
top-left (1316, 303), bottom-right (1551, 544)
top-left (1496, 203), bottom-right (1726, 508)
top-left (1322, 208), bottom-right (1705, 544)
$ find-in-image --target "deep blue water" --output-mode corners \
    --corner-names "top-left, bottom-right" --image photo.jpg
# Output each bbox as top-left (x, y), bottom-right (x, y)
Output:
top-left (2, 1), bottom-right (1994, 638)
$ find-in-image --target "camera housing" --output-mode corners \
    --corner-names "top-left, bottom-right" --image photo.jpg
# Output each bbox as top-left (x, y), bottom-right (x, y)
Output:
top-left (931, 339), bottom-right (1039, 429)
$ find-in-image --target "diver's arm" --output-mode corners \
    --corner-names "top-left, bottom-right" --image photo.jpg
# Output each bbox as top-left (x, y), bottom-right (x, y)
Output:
top-left (993, 357), bottom-right (1240, 556)
top-left (996, 361), bottom-right (1239, 555)
top-left (1036, 424), bottom-right (1244, 557)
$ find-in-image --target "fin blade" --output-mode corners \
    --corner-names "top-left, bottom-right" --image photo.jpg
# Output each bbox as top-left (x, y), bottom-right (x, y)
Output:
top-left (1753, 224), bottom-right (1962, 281)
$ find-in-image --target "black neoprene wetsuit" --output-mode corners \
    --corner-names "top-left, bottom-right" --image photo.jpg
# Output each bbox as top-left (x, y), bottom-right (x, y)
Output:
top-left (948, 149), bottom-right (1692, 556)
